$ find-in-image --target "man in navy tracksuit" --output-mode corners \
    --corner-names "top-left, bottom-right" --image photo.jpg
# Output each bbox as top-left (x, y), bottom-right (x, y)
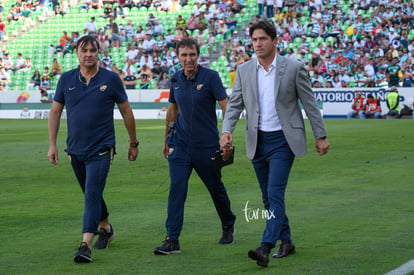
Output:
top-left (154, 38), bottom-right (236, 255)
top-left (48, 35), bottom-right (139, 263)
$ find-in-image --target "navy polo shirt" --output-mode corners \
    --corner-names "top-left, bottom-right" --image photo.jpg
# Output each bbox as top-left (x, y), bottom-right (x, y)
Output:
top-left (54, 67), bottom-right (127, 157)
top-left (169, 65), bottom-right (227, 148)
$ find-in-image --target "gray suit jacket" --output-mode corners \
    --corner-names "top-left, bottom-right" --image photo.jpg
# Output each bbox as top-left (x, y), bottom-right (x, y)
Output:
top-left (223, 54), bottom-right (327, 160)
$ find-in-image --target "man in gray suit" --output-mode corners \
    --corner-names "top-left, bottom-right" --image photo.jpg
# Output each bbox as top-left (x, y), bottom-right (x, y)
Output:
top-left (220, 20), bottom-right (330, 268)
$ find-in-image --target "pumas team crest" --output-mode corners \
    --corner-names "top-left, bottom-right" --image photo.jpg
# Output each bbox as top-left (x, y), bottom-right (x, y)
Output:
top-left (196, 84), bottom-right (203, 90)
top-left (100, 85), bottom-right (107, 91)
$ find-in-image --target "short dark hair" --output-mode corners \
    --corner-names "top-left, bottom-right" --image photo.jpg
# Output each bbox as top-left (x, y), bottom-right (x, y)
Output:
top-left (76, 35), bottom-right (100, 52)
top-left (176, 38), bottom-right (200, 56)
top-left (249, 20), bottom-right (277, 41)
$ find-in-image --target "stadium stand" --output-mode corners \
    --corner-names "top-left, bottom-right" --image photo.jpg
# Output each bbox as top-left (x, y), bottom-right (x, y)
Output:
top-left (0, 0), bottom-right (413, 91)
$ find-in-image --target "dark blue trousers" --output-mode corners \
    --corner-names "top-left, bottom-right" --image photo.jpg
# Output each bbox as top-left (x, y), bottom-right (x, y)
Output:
top-left (166, 144), bottom-right (236, 240)
top-left (69, 149), bottom-right (112, 234)
top-left (251, 131), bottom-right (295, 249)
top-left (258, 3), bottom-right (264, 16)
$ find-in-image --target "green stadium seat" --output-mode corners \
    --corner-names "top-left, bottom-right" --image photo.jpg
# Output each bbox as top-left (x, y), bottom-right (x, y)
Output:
top-left (314, 37), bottom-right (324, 44)
top-left (325, 36), bottom-right (335, 44)
top-left (218, 56), bottom-right (229, 67)
top-left (210, 61), bottom-right (218, 71)
top-left (200, 45), bottom-right (209, 55)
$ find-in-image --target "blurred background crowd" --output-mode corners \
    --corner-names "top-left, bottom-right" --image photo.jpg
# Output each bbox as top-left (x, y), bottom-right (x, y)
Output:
top-left (0, 0), bottom-right (413, 91)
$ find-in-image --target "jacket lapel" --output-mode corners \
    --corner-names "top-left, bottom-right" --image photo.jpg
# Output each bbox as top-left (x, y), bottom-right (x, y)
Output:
top-left (250, 59), bottom-right (259, 104)
top-left (274, 55), bottom-right (286, 99)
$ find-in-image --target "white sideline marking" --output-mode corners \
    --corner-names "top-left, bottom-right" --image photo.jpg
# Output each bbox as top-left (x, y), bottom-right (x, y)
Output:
top-left (385, 260), bottom-right (414, 275)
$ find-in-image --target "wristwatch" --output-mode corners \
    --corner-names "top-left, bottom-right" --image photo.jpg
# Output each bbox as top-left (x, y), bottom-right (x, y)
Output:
top-left (130, 140), bottom-right (139, 147)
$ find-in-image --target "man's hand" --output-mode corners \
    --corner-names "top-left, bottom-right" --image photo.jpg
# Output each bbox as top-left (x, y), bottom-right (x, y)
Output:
top-left (48, 145), bottom-right (59, 165)
top-left (128, 146), bottom-right (138, 161)
top-left (315, 138), bottom-right (329, 156)
top-left (221, 147), bottom-right (234, 161)
top-left (220, 132), bottom-right (233, 161)
top-left (162, 143), bottom-right (170, 159)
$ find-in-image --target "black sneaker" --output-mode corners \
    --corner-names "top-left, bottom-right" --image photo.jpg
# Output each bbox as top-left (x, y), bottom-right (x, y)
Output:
top-left (154, 237), bottom-right (181, 255)
top-left (74, 242), bottom-right (92, 263)
top-left (93, 224), bottom-right (115, 249)
top-left (219, 225), bottom-right (235, 244)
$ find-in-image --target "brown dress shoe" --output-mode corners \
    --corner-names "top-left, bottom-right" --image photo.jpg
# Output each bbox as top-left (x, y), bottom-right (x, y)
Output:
top-left (272, 242), bottom-right (296, 258)
top-left (248, 246), bottom-right (269, 267)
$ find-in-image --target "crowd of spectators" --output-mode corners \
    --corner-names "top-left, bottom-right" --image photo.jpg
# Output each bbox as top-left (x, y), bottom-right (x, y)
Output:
top-left (1, 0), bottom-right (414, 90)
top-left (0, 0), bottom-right (69, 25)
top-left (290, 0), bottom-right (414, 88)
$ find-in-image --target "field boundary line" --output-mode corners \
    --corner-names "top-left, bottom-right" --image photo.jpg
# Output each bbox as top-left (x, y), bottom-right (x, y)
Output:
top-left (385, 260), bottom-right (414, 275)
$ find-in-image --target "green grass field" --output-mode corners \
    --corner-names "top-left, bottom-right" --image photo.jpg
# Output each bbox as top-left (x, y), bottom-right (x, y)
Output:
top-left (1, 119), bottom-right (413, 274)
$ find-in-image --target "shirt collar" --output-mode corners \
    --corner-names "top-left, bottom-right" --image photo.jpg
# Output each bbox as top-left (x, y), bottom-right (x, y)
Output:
top-left (181, 65), bottom-right (201, 81)
top-left (78, 66), bottom-right (100, 84)
top-left (256, 54), bottom-right (277, 71)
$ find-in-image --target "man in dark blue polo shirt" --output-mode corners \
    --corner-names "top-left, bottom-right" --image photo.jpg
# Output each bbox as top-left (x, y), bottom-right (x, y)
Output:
top-left (154, 38), bottom-right (236, 255)
top-left (48, 35), bottom-right (139, 263)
